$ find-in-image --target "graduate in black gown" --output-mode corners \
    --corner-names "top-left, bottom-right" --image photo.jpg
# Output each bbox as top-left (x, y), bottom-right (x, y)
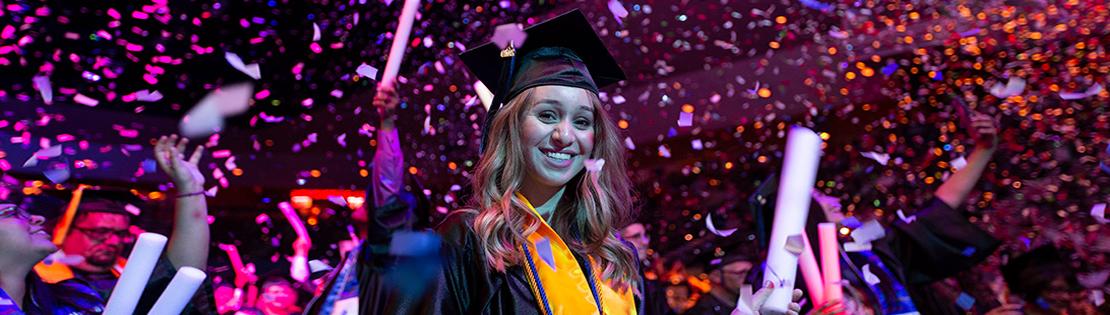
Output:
top-left (799, 112), bottom-right (1004, 314)
top-left (305, 9), bottom-right (800, 315)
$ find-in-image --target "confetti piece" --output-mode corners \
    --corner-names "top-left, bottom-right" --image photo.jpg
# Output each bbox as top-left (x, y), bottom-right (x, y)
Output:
top-left (43, 250), bottom-right (85, 266)
top-left (989, 77), bottom-right (1026, 98)
top-left (23, 145), bottom-right (62, 167)
top-left (677, 111), bottom-right (693, 127)
top-left (44, 167), bottom-right (70, 184)
top-left (896, 209), bottom-right (916, 224)
top-left (849, 219), bottom-right (886, 244)
top-left (180, 83), bottom-right (253, 138)
top-left (124, 204), bottom-right (142, 216)
top-left (489, 23), bottom-right (526, 50)
top-left (32, 75), bottom-right (52, 105)
top-left (624, 137), bottom-right (635, 150)
top-left (584, 158), bottom-right (605, 172)
top-left (955, 292), bottom-right (975, 311)
top-left (799, 0), bottom-right (834, 12)
top-left (607, 0), bottom-right (629, 25)
top-left (1092, 203), bottom-right (1107, 224)
top-left (135, 90), bottom-right (163, 102)
top-left (861, 264), bottom-right (881, 285)
top-left (706, 212), bottom-right (737, 237)
top-left (842, 242), bottom-right (872, 252)
top-left (657, 145), bottom-right (670, 158)
top-left (950, 156), bottom-right (968, 171)
top-left (535, 237), bottom-right (556, 270)
top-left (73, 93), bottom-right (100, 106)
top-left (356, 63), bottom-right (378, 80)
top-left (1059, 83), bottom-right (1103, 100)
top-left (312, 23), bottom-right (321, 42)
top-left (224, 52), bottom-right (261, 80)
top-left (474, 81), bottom-right (494, 110)
top-left (860, 151), bottom-right (890, 166)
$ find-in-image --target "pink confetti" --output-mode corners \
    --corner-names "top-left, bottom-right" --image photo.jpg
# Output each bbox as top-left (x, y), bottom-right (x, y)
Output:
top-left (73, 93), bottom-right (99, 106)
top-left (489, 23), bottom-right (526, 50)
top-left (212, 149), bottom-right (232, 158)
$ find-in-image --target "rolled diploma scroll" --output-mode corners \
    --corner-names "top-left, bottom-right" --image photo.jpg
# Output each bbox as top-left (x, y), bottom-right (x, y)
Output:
top-left (219, 244), bottom-right (249, 287)
top-left (279, 202), bottom-right (311, 282)
top-left (759, 126), bottom-right (823, 314)
top-left (148, 266), bottom-right (208, 314)
top-left (102, 233), bottom-right (168, 315)
top-left (798, 230), bottom-right (825, 306)
top-left (818, 223), bottom-right (843, 302)
top-left (380, 0), bottom-right (421, 86)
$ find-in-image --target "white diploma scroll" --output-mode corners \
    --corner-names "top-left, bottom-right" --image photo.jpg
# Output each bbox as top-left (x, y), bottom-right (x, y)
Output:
top-left (759, 126), bottom-right (823, 314)
top-left (148, 267), bottom-right (208, 314)
top-left (380, 0), bottom-right (421, 86)
top-left (102, 233), bottom-right (168, 315)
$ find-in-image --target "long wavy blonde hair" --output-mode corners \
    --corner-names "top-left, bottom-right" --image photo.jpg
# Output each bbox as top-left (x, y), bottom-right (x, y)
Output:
top-left (468, 87), bottom-right (639, 288)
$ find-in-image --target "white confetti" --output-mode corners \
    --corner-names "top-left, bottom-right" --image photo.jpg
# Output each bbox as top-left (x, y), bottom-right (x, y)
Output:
top-left (356, 63), bottom-right (378, 80)
top-left (585, 159), bottom-right (605, 172)
top-left (44, 167), bottom-right (70, 184)
top-left (677, 111), bottom-right (693, 127)
top-left (607, 0), bottom-right (629, 25)
top-left (474, 81), bottom-right (494, 110)
top-left (950, 156), bottom-right (968, 171)
top-left (1059, 83), bottom-right (1103, 100)
top-left (32, 75), bottom-right (53, 105)
top-left (988, 77), bottom-right (1026, 98)
top-left (490, 23), bottom-right (527, 50)
top-left (312, 22), bottom-right (321, 41)
top-left (224, 52), bottom-right (262, 80)
top-left (862, 264), bottom-right (882, 285)
top-left (860, 151), bottom-right (890, 166)
top-left (135, 89), bottom-right (163, 102)
top-left (706, 212), bottom-right (737, 237)
top-left (180, 83), bottom-right (254, 138)
top-left (23, 145), bottom-right (63, 167)
top-left (1093, 203), bottom-right (1107, 224)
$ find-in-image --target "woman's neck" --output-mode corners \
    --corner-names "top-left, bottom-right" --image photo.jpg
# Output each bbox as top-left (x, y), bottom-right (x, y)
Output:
top-left (520, 185), bottom-right (566, 219)
top-left (0, 258), bottom-right (33, 309)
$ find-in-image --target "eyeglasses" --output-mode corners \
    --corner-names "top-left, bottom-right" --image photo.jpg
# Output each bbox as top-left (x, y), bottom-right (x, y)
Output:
top-left (72, 226), bottom-right (133, 242)
top-left (0, 204), bottom-right (32, 221)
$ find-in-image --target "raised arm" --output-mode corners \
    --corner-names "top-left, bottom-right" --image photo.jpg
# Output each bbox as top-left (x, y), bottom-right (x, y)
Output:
top-left (934, 113), bottom-right (998, 209)
top-left (371, 82), bottom-right (404, 209)
top-left (154, 135), bottom-right (210, 269)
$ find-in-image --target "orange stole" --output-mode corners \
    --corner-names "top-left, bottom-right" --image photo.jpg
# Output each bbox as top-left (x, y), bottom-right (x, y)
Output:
top-left (516, 194), bottom-right (636, 315)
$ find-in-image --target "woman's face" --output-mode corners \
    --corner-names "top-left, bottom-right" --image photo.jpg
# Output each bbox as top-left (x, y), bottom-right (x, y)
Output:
top-left (0, 204), bottom-right (56, 261)
top-left (520, 85), bottom-right (596, 190)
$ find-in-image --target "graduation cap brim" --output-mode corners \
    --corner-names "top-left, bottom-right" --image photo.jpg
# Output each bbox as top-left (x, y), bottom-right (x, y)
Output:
top-left (459, 9), bottom-right (625, 101)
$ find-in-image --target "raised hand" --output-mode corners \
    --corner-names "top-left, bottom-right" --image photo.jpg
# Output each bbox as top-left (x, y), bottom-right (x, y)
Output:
top-left (970, 112), bottom-right (999, 151)
top-left (154, 134), bottom-right (205, 193)
top-left (373, 81), bottom-right (400, 114)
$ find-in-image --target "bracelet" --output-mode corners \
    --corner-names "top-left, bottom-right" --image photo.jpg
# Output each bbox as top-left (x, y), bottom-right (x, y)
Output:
top-left (176, 191), bottom-right (205, 198)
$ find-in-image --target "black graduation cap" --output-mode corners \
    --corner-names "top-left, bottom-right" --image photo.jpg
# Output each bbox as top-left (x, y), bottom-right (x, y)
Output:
top-left (1001, 246), bottom-right (1079, 301)
top-left (460, 9), bottom-right (626, 151)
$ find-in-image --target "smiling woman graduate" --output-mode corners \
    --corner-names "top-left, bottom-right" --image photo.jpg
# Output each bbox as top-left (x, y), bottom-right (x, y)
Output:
top-left (305, 10), bottom-right (803, 315)
top-left (308, 9), bottom-right (643, 315)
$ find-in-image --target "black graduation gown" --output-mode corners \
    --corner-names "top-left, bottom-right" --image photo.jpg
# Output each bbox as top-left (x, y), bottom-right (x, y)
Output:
top-left (346, 211), bottom-right (646, 314)
top-left (866, 198), bottom-right (1001, 315)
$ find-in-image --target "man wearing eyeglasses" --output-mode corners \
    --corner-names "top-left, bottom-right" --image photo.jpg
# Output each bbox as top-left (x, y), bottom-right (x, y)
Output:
top-left (689, 252), bottom-right (757, 315)
top-left (26, 134), bottom-right (215, 313)
top-left (35, 199), bottom-right (136, 298)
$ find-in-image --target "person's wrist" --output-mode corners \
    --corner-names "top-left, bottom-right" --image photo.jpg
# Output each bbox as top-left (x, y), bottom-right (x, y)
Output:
top-left (175, 181), bottom-right (204, 194)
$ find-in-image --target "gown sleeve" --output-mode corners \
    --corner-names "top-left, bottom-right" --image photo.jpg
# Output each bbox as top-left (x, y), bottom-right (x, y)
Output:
top-left (878, 197), bottom-right (1001, 285)
top-left (356, 211), bottom-right (498, 314)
